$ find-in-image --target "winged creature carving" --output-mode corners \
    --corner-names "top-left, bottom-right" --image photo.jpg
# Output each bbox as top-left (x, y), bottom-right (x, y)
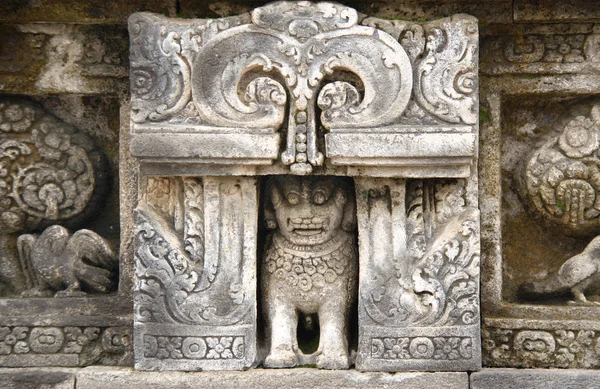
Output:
top-left (521, 235), bottom-right (600, 305)
top-left (17, 225), bottom-right (117, 297)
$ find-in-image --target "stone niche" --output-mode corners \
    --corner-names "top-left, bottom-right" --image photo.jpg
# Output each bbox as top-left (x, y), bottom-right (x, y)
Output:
top-left (0, 95), bottom-right (131, 367)
top-left (480, 22), bottom-right (600, 369)
top-left (129, 1), bottom-right (481, 372)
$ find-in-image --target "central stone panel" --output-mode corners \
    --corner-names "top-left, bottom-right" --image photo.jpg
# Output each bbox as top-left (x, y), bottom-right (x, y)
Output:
top-left (128, 1), bottom-right (480, 372)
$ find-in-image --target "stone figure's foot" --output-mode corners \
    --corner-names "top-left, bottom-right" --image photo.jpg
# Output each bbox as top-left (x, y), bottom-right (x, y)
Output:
top-left (316, 352), bottom-right (350, 370)
top-left (568, 299), bottom-right (600, 306)
top-left (264, 345), bottom-right (298, 368)
top-left (568, 291), bottom-right (600, 306)
top-left (54, 289), bottom-right (87, 298)
top-left (21, 287), bottom-right (53, 298)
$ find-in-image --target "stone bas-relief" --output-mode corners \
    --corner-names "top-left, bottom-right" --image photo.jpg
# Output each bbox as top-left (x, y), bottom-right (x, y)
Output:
top-left (134, 176), bottom-right (257, 371)
top-left (521, 104), bottom-right (600, 234)
top-left (356, 179), bottom-right (480, 371)
top-left (262, 176), bottom-right (356, 369)
top-left (129, 1), bottom-right (480, 372)
top-left (517, 102), bottom-right (600, 305)
top-left (17, 225), bottom-right (117, 298)
top-left (481, 81), bottom-right (600, 366)
top-left (520, 234), bottom-right (600, 305)
top-left (0, 98), bottom-right (111, 297)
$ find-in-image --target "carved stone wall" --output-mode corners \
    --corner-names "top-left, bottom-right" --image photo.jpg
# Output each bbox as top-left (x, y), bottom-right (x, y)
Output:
top-left (480, 21), bottom-right (600, 369)
top-left (0, 0), bottom-right (599, 385)
top-left (128, 1), bottom-right (480, 372)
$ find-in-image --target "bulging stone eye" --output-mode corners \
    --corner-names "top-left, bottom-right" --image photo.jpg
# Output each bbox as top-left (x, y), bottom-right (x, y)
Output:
top-left (312, 190), bottom-right (327, 205)
top-left (287, 192), bottom-right (300, 205)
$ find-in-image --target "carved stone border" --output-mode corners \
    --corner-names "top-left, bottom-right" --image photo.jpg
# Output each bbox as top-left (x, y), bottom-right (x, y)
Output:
top-left (479, 31), bottom-right (600, 368)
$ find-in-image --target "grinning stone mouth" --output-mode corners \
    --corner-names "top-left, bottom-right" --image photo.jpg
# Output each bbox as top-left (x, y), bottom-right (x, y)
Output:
top-left (288, 217), bottom-right (329, 236)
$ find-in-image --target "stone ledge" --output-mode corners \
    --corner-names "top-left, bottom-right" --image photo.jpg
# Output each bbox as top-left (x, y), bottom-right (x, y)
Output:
top-left (0, 367), bottom-right (469, 389)
top-left (470, 368), bottom-right (600, 389)
top-left (0, 368), bottom-right (77, 389)
top-left (77, 367), bottom-right (468, 389)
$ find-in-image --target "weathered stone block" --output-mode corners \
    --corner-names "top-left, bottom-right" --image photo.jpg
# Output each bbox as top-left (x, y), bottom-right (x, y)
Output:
top-left (471, 368), bottom-right (600, 389)
top-left (0, 368), bottom-right (75, 389)
top-left (133, 177), bottom-right (258, 370)
top-left (0, 0), bottom-right (176, 23)
top-left (480, 23), bottom-right (600, 368)
top-left (76, 366), bottom-right (469, 389)
top-left (514, 0), bottom-right (600, 23)
top-left (0, 96), bottom-right (131, 367)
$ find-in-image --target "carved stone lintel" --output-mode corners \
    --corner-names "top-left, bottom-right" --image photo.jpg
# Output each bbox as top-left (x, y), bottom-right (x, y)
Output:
top-left (128, 4), bottom-right (478, 176)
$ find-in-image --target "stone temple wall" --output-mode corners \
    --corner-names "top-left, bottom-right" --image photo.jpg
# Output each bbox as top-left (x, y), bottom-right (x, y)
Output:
top-left (0, 0), bottom-right (599, 387)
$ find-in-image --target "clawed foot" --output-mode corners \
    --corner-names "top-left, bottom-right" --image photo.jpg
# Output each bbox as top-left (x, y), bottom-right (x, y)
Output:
top-left (54, 289), bottom-right (87, 298)
top-left (569, 291), bottom-right (600, 306)
top-left (21, 287), bottom-right (53, 298)
top-left (264, 345), bottom-right (298, 368)
top-left (316, 352), bottom-right (350, 370)
top-left (568, 299), bottom-right (600, 306)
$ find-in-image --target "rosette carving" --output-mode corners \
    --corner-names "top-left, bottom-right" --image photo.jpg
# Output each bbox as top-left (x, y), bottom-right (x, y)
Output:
top-left (0, 99), bottom-right (105, 233)
top-left (523, 104), bottom-right (600, 233)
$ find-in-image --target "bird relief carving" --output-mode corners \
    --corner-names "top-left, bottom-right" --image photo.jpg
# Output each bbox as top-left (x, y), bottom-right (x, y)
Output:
top-left (0, 98), bottom-right (111, 297)
top-left (17, 226), bottom-right (117, 297)
top-left (520, 102), bottom-right (600, 305)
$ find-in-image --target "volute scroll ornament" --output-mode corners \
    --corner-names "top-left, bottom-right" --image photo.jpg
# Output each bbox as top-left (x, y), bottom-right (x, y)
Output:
top-left (129, 1), bottom-right (415, 174)
top-left (129, 0), bottom-right (481, 373)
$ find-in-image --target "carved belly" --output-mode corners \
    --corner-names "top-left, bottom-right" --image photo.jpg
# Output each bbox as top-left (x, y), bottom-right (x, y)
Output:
top-left (263, 231), bottom-right (356, 293)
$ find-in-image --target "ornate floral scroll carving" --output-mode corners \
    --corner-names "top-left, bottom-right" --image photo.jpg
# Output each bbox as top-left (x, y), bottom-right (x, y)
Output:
top-left (194, 2), bottom-right (412, 174)
top-left (522, 104), bottom-right (600, 234)
top-left (0, 326), bottom-right (131, 364)
top-left (129, 2), bottom-right (413, 174)
top-left (371, 336), bottom-right (473, 360)
top-left (497, 34), bottom-right (589, 64)
top-left (134, 178), bottom-right (252, 326)
top-left (413, 16), bottom-right (478, 125)
top-left (363, 180), bottom-right (479, 328)
top-left (143, 335), bottom-right (245, 360)
top-left (483, 327), bottom-right (600, 368)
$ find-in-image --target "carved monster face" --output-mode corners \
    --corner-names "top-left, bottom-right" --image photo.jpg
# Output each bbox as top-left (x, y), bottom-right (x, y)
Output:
top-left (266, 176), bottom-right (354, 246)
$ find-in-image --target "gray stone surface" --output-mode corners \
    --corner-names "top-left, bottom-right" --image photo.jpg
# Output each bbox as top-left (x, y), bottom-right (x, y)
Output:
top-left (0, 368), bottom-right (76, 389)
top-left (76, 366), bottom-right (468, 389)
top-left (355, 179), bottom-right (481, 371)
top-left (0, 97), bottom-right (130, 368)
top-left (133, 177), bottom-right (258, 370)
top-left (471, 368), bottom-right (600, 389)
top-left (480, 56), bottom-right (600, 367)
top-left (129, 0), bottom-right (481, 372)
top-left (262, 176), bottom-right (357, 369)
